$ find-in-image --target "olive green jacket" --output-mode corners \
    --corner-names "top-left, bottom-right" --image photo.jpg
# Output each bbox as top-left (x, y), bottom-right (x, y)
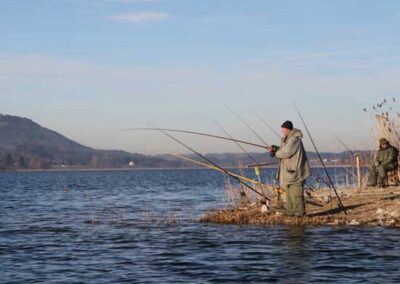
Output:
top-left (376, 144), bottom-right (398, 168)
top-left (275, 128), bottom-right (311, 186)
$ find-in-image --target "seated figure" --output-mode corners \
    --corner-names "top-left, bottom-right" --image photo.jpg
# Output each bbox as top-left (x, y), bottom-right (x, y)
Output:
top-left (368, 138), bottom-right (399, 188)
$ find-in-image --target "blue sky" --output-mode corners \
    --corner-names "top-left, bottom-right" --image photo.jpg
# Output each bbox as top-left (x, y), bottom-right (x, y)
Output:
top-left (1, 0), bottom-right (400, 154)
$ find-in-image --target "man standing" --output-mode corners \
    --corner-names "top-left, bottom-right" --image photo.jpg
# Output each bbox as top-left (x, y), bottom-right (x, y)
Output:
top-left (368, 138), bottom-right (398, 187)
top-left (268, 121), bottom-right (311, 216)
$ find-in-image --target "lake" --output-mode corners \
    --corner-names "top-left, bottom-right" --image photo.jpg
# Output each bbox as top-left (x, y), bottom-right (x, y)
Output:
top-left (1, 169), bottom-right (400, 283)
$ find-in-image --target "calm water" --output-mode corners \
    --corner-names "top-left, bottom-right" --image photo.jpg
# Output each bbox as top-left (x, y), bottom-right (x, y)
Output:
top-left (1, 169), bottom-right (400, 283)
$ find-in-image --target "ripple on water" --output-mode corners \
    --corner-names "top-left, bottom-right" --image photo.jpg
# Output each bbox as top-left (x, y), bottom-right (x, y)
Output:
top-left (1, 170), bottom-right (400, 283)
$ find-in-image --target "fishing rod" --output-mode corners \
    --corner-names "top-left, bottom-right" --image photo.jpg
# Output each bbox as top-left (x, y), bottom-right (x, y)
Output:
top-left (172, 153), bottom-right (278, 192)
top-left (333, 134), bottom-right (361, 183)
top-left (212, 120), bottom-right (264, 183)
top-left (293, 101), bottom-right (347, 215)
top-left (227, 107), bottom-right (269, 146)
top-left (158, 129), bottom-right (270, 201)
top-left (333, 134), bottom-right (358, 157)
top-left (255, 112), bottom-right (281, 139)
top-left (120, 127), bottom-right (267, 149)
top-left (212, 120), bottom-right (260, 165)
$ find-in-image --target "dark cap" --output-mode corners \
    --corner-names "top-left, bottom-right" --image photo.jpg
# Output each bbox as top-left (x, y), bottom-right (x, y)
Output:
top-left (281, 120), bottom-right (293, 130)
top-left (379, 138), bottom-right (389, 145)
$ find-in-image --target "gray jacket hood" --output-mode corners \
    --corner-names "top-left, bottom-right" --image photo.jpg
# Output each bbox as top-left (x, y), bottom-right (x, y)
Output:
top-left (286, 128), bottom-right (303, 140)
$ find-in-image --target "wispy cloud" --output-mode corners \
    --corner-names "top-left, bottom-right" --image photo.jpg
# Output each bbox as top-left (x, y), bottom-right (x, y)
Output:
top-left (109, 12), bottom-right (169, 23)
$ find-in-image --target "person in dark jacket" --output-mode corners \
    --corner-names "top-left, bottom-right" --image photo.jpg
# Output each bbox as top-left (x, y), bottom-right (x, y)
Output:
top-left (268, 121), bottom-right (310, 216)
top-left (368, 138), bottom-right (399, 187)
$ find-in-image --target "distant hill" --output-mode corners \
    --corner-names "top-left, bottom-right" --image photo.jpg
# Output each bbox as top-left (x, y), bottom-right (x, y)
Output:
top-left (0, 114), bottom-right (372, 171)
top-left (0, 114), bottom-right (180, 170)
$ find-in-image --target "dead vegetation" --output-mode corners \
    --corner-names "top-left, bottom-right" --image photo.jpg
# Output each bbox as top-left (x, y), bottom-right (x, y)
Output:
top-left (200, 187), bottom-right (400, 227)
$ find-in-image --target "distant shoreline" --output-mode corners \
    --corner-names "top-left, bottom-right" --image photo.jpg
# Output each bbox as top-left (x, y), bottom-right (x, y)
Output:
top-left (0, 164), bottom-right (363, 173)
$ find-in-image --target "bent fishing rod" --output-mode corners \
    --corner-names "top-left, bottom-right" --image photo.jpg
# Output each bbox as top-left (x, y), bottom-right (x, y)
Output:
top-left (212, 121), bottom-right (279, 175)
top-left (157, 129), bottom-right (269, 201)
top-left (293, 101), bottom-right (347, 215)
top-left (121, 127), bottom-right (268, 149)
top-left (123, 126), bottom-right (275, 170)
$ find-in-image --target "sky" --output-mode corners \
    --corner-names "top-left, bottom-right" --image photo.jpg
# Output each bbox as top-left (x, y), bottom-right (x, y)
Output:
top-left (1, 0), bottom-right (400, 154)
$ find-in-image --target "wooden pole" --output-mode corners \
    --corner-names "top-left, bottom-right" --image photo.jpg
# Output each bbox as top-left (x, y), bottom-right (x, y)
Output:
top-left (356, 154), bottom-right (362, 189)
